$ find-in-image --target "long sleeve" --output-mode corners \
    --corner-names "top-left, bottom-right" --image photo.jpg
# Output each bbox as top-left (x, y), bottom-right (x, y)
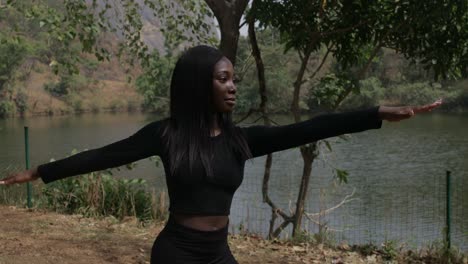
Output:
top-left (241, 106), bottom-right (382, 158)
top-left (37, 120), bottom-right (166, 184)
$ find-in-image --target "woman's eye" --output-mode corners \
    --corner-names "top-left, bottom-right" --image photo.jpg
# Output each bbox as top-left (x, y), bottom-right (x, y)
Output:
top-left (233, 78), bottom-right (240, 84)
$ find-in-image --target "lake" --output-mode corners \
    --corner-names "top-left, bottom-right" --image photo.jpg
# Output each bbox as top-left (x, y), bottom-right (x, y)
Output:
top-left (1, 111), bottom-right (466, 251)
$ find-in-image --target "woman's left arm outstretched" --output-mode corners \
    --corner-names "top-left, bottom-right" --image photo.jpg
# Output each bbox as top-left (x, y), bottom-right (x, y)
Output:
top-left (242, 100), bottom-right (442, 158)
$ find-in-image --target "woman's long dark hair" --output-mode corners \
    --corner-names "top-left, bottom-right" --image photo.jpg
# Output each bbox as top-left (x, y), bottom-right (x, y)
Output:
top-left (162, 45), bottom-right (252, 178)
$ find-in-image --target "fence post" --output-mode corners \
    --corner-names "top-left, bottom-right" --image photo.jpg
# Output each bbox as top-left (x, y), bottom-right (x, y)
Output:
top-left (24, 126), bottom-right (32, 208)
top-left (446, 170), bottom-right (451, 251)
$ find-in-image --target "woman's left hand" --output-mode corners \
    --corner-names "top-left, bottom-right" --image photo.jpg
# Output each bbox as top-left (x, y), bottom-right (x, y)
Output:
top-left (378, 99), bottom-right (443, 122)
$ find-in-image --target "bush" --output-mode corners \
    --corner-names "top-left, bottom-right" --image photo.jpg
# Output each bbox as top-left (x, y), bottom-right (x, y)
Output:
top-left (447, 81), bottom-right (468, 111)
top-left (44, 79), bottom-right (69, 97)
top-left (307, 73), bottom-right (357, 111)
top-left (44, 74), bottom-right (90, 97)
top-left (341, 77), bottom-right (385, 109)
top-left (0, 100), bottom-right (16, 118)
top-left (0, 38), bottom-right (26, 92)
top-left (41, 165), bottom-right (167, 222)
top-left (14, 90), bottom-right (28, 115)
top-left (385, 82), bottom-right (450, 106)
top-left (338, 80), bottom-right (467, 111)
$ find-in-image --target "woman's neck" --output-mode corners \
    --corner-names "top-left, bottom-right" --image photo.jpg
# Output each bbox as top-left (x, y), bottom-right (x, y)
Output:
top-left (211, 114), bottom-right (221, 137)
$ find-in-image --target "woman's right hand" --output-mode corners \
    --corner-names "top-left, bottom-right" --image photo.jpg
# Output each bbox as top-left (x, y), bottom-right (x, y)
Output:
top-left (0, 167), bottom-right (40, 185)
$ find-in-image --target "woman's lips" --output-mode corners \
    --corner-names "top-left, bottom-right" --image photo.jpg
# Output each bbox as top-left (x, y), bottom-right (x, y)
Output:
top-left (225, 98), bottom-right (236, 106)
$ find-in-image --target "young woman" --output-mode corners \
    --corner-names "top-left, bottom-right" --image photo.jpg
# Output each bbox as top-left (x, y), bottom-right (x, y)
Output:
top-left (0, 45), bottom-right (442, 263)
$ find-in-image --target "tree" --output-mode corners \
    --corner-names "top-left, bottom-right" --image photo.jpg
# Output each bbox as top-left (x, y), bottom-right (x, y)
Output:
top-left (0, 37), bottom-right (27, 117)
top-left (4, 0), bottom-right (467, 240)
top-left (0, 38), bottom-right (26, 95)
top-left (247, 0), bottom-right (467, 238)
top-left (204, 0), bottom-right (249, 65)
top-left (135, 51), bottom-right (173, 112)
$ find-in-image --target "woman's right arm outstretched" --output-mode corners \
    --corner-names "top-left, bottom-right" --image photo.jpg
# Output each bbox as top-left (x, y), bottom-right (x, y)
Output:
top-left (0, 120), bottom-right (165, 185)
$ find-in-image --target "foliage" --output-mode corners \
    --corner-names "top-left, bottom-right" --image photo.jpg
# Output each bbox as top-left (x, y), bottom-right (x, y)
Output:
top-left (4, 0), bottom-right (217, 73)
top-left (135, 51), bottom-right (174, 112)
top-left (290, 229), bottom-right (315, 245)
top-left (307, 74), bottom-right (357, 111)
top-left (247, 0), bottom-right (468, 241)
top-left (251, 0), bottom-right (468, 80)
top-left (340, 77), bottom-right (386, 109)
top-left (0, 37), bottom-right (27, 93)
top-left (451, 83), bottom-right (468, 110)
top-left (149, 0), bottom-right (218, 53)
top-left (0, 100), bottom-right (16, 117)
top-left (339, 79), bottom-right (468, 111)
top-left (386, 82), bottom-right (453, 106)
top-left (13, 89), bottom-right (28, 114)
top-left (44, 73), bottom-right (89, 97)
top-left (43, 78), bottom-right (70, 97)
top-left (41, 154), bottom-right (166, 222)
top-left (381, 240), bottom-right (399, 261)
top-left (235, 29), bottom-right (298, 114)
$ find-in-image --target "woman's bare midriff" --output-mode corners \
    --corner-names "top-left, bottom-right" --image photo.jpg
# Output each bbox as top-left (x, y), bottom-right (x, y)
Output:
top-left (172, 213), bottom-right (229, 231)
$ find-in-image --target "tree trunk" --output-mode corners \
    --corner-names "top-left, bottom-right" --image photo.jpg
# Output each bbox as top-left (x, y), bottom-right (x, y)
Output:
top-left (204, 0), bottom-right (249, 65)
top-left (292, 144), bottom-right (317, 236)
top-left (248, 3), bottom-right (280, 239)
top-left (289, 48), bottom-right (314, 237)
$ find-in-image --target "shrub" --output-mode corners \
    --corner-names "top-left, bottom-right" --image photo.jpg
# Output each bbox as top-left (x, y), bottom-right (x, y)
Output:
top-left (44, 74), bottom-right (89, 97)
top-left (307, 73), bottom-right (358, 111)
top-left (341, 77), bottom-right (385, 109)
top-left (0, 100), bottom-right (16, 118)
top-left (14, 90), bottom-right (28, 115)
top-left (385, 82), bottom-right (448, 106)
top-left (41, 165), bottom-right (167, 222)
top-left (44, 80), bottom-right (69, 97)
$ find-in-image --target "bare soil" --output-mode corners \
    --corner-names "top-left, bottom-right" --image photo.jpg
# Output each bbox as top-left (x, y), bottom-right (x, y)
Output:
top-left (0, 205), bottom-right (424, 264)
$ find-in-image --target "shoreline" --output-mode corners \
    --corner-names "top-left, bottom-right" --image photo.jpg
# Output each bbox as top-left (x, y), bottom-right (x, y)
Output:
top-left (2, 106), bottom-right (467, 120)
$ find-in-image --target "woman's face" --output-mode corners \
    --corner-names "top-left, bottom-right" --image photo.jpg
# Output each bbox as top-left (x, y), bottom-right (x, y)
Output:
top-left (212, 57), bottom-right (237, 113)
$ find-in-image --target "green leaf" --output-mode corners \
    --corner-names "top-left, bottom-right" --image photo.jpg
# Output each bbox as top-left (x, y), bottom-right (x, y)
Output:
top-left (336, 169), bottom-right (349, 184)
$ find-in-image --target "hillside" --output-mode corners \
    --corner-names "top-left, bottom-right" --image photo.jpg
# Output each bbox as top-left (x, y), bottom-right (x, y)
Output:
top-left (0, 1), bottom-right (216, 118)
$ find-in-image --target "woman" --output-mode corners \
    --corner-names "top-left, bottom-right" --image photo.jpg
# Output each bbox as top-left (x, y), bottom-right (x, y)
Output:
top-left (0, 45), bottom-right (442, 263)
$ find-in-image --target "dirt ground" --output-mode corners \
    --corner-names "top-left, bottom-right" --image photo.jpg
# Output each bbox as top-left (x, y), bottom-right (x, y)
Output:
top-left (0, 205), bottom-right (400, 264)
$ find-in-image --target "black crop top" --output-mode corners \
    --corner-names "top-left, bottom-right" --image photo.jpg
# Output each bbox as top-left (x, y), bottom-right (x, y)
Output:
top-left (38, 107), bottom-right (382, 215)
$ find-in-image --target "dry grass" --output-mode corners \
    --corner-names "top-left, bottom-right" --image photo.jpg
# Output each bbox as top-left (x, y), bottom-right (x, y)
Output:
top-left (0, 205), bottom-right (375, 264)
top-left (13, 45), bottom-right (144, 117)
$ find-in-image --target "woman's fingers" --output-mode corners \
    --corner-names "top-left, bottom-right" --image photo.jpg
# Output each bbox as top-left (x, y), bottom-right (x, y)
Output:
top-left (0, 168), bottom-right (38, 185)
top-left (379, 99), bottom-right (442, 122)
top-left (0, 174), bottom-right (18, 185)
top-left (413, 99), bottom-right (443, 114)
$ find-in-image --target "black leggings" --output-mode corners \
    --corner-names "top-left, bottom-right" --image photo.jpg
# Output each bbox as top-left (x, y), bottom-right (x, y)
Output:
top-left (151, 215), bottom-right (238, 264)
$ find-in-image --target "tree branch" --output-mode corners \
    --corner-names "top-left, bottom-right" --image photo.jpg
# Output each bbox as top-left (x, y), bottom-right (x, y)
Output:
top-left (302, 44), bottom-right (333, 85)
top-left (305, 188), bottom-right (357, 218)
